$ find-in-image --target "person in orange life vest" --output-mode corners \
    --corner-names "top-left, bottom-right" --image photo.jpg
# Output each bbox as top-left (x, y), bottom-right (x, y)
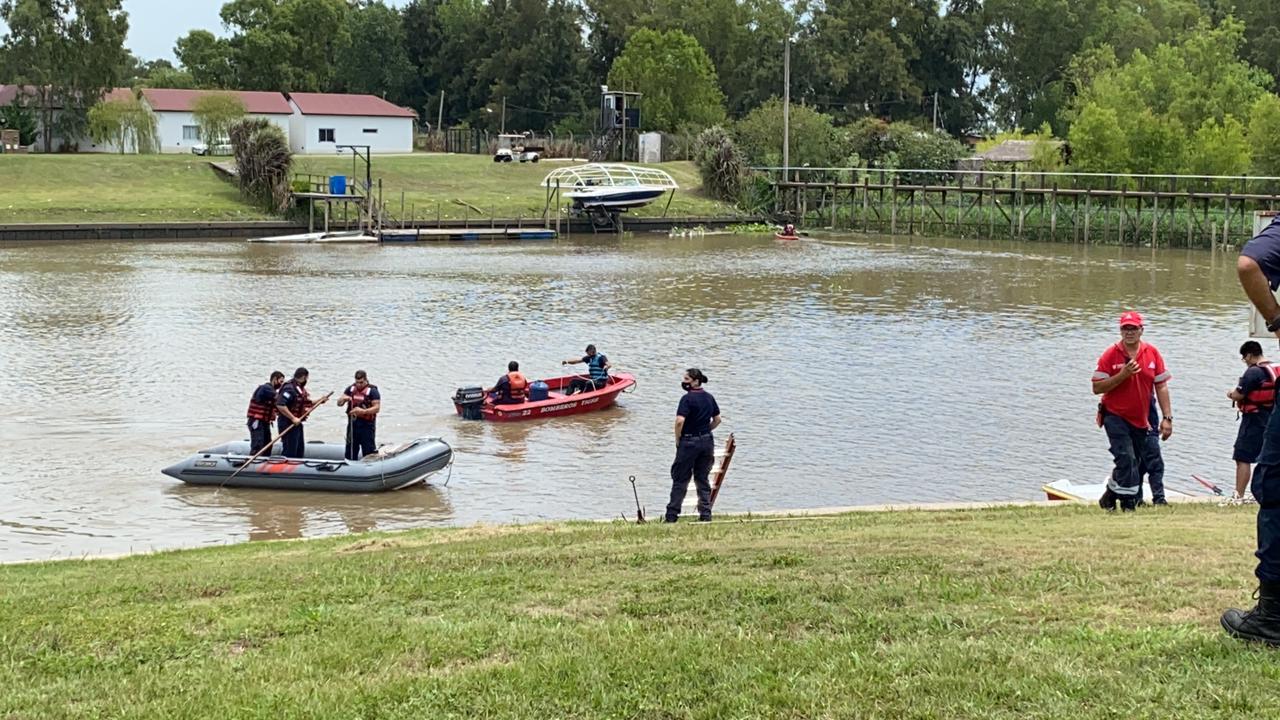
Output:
top-left (275, 367), bottom-right (315, 459)
top-left (1228, 341), bottom-right (1276, 503)
top-left (486, 361), bottom-right (529, 405)
top-left (338, 370), bottom-right (381, 461)
top-left (1092, 311), bottom-right (1173, 512)
top-left (247, 370), bottom-right (286, 455)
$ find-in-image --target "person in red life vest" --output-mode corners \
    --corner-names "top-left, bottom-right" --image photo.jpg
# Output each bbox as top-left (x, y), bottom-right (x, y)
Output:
top-left (246, 370), bottom-right (286, 455)
top-left (275, 367), bottom-right (315, 459)
top-left (1091, 311), bottom-right (1173, 511)
top-left (1228, 341), bottom-right (1275, 504)
top-left (338, 370), bottom-right (381, 460)
top-left (486, 361), bottom-right (529, 405)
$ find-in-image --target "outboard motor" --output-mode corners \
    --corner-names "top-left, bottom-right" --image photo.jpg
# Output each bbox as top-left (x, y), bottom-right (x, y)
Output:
top-left (453, 386), bottom-right (486, 420)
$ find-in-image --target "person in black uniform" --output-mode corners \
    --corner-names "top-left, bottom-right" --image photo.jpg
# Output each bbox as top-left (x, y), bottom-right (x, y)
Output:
top-left (246, 370), bottom-right (285, 455)
top-left (1223, 216), bottom-right (1280, 644)
top-left (1227, 341), bottom-right (1274, 504)
top-left (275, 367), bottom-right (314, 459)
top-left (338, 370), bottom-right (381, 460)
top-left (665, 368), bottom-right (721, 523)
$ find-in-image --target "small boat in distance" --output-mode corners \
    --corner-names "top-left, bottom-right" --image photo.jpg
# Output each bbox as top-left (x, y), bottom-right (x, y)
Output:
top-left (248, 230), bottom-right (378, 244)
top-left (543, 163), bottom-right (678, 213)
top-left (453, 373), bottom-right (636, 422)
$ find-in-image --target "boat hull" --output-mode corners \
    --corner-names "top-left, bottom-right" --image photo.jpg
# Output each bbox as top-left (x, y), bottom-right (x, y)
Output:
top-left (455, 373), bottom-right (635, 422)
top-left (774, 233), bottom-right (799, 241)
top-left (565, 188), bottom-right (667, 210)
top-left (161, 437), bottom-right (452, 492)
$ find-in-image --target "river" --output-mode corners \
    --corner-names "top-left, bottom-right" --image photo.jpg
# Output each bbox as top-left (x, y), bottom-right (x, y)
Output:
top-left (0, 233), bottom-right (1253, 562)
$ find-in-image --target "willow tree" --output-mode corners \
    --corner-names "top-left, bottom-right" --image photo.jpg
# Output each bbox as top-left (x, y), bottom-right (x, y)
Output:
top-left (86, 96), bottom-right (158, 153)
top-left (192, 92), bottom-right (246, 144)
top-left (230, 117), bottom-right (293, 212)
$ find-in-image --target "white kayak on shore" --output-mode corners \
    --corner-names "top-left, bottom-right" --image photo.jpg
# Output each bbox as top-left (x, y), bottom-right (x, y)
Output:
top-left (1042, 478), bottom-right (1199, 503)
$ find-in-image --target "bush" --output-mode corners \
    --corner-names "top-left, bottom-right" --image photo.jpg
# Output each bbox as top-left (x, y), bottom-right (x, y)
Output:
top-left (693, 125), bottom-right (746, 202)
top-left (231, 118), bottom-right (293, 212)
top-left (735, 98), bottom-right (844, 168)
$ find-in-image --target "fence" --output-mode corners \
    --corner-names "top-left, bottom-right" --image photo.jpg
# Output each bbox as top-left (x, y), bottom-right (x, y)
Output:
top-left (763, 167), bottom-right (1280, 248)
top-left (415, 128), bottom-right (701, 163)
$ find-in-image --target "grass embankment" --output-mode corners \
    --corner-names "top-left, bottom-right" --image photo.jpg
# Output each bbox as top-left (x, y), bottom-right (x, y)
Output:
top-left (291, 154), bottom-right (738, 221)
top-left (0, 154), bottom-right (272, 224)
top-left (3, 503), bottom-right (1278, 718)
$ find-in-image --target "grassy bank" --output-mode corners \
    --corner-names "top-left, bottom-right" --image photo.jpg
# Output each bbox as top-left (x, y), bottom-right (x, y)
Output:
top-left (291, 153), bottom-right (738, 221)
top-left (0, 154), bottom-right (272, 223)
top-left (2, 503), bottom-right (1277, 718)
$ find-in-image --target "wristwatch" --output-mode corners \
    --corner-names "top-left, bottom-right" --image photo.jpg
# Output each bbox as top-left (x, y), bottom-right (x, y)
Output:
top-left (1268, 314), bottom-right (1280, 333)
top-left (1162, 416), bottom-right (1173, 422)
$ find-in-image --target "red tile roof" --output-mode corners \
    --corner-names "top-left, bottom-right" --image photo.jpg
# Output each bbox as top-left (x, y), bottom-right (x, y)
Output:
top-left (141, 89), bottom-right (293, 115)
top-left (287, 93), bottom-right (417, 118)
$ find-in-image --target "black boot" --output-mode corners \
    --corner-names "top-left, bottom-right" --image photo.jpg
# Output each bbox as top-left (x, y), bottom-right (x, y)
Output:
top-left (1221, 582), bottom-right (1280, 646)
top-left (1099, 488), bottom-right (1117, 511)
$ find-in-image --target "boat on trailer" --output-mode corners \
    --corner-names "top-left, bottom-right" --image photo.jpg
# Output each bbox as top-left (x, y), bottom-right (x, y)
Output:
top-left (452, 373), bottom-right (636, 422)
top-left (543, 164), bottom-right (678, 226)
top-left (161, 436), bottom-right (453, 492)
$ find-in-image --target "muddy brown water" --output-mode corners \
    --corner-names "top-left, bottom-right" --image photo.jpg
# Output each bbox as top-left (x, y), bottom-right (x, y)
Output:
top-left (0, 233), bottom-right (1255, 562)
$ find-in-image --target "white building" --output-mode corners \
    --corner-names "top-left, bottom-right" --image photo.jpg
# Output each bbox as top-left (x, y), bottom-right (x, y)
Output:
top-left (286, 93), bottom-right (417, 155)
top-left (141, 89), bottom-right (293, 154)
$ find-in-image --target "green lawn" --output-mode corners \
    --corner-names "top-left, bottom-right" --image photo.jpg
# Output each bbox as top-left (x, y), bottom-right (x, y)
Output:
top-left (0, 154), bottom-right (272, 223)
top-left (292, 153), bottom-right (739, 221)
top-left (3, 503), bottom-right (1277, 719)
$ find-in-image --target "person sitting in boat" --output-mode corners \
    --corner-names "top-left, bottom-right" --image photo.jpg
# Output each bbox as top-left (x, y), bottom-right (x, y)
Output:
top-left (562, 344), bottom-right (611, 394)
top-left (486, 361), bottom-right (529, 405)
top-left (782, 223), bottom-right (796, 236)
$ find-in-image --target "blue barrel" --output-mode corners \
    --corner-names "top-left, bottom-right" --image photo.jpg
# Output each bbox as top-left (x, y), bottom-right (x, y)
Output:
top-left (328, 175), bottom-right (347, 195)
top-left (529, 381), bottom-right (549, 401)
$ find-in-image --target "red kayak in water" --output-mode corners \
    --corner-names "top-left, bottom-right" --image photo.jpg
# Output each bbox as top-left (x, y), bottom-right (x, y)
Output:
top-left (774, 233), bottom-right (800, 241)
top-left (453, 373), bottom-right (636, 422)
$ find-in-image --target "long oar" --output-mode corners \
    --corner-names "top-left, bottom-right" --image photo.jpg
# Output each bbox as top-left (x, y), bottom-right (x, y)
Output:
top-left (1191, 473), bottom-right (1225, 496)
top-left (217, 391), bottom-right (334, 491)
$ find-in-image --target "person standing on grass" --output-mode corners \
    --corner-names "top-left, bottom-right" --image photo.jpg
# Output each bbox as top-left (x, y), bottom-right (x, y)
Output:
top-left (1223, 218), bottom-right (1280, 645)
top-left (1092, 311), bottom-right (1173, 512)
top-left (1136, 397), bottom-right (1168, 506)
top-left (1228, 341), bottom-right (1275, 505)
top-left (665, 368), bottom-right (721, 523)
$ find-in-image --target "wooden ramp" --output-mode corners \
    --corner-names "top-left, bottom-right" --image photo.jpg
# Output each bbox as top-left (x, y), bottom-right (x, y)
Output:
top-left (681, 433), bottom-right (736, 511)
top-left (378, 227), bottom-right (558, 242)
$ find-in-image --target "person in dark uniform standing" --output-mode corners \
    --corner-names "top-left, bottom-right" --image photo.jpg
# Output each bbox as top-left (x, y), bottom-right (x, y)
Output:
top-left (1223, 216), bottom-right (1280, 644)
top-left (275, 367), bottom-right (314, 459)
top-left (563, 344), bottom-right (611, 394)
top-left (1227, 341), bottom-right (1274, 504)
top-left (665, 368), bottom-right (721, 523)
top-left (246, 370), bottom-right (285, 455)
top-left (338, 370), bottom-right (381, 460)
top-left (1136, 398), bottom-right (1167, 506)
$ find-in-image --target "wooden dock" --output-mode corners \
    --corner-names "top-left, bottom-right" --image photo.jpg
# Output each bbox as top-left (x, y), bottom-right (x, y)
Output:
top-left (379, 227), bottom-right (557, 242)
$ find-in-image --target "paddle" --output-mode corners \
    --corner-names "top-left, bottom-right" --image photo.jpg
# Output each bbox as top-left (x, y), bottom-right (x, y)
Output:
top-left (1191, 473), bottom-right (1225, 496)
top-left (217, 391), bottom-right (334, 490)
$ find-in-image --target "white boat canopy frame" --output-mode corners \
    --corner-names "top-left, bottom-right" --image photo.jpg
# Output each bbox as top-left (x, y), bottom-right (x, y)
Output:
top-left (541, 163), bottom-right (679, 191)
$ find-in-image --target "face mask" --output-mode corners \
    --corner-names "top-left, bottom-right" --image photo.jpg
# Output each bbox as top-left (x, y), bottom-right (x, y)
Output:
top-left (681, 381), bottom-right (692, 391)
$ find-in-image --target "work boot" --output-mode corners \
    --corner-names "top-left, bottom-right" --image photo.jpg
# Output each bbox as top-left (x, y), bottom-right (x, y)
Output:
top-left (1221, 582), bottom-right (1280, 646)
top-left (1120, 500), bottom-right (1137, 512)
top-left (1099, 488), bottom-right (1117, 511)
top-left (1152, 497), bottom-right (1168, 506)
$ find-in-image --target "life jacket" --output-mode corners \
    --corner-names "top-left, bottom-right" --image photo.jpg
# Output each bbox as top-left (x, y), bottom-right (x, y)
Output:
top-left (1241, 362), bottom-right (1279, 413)
top-left (278, 380), bottom-right (311, 418)
top-left (587, 354), bottom-right (609, 382)
top-left (346, 383), bottom-right (378, 423)
top-left (246, 383), bottom-right (277, 422)
top-left (506, 371), bottom-right (528, 401)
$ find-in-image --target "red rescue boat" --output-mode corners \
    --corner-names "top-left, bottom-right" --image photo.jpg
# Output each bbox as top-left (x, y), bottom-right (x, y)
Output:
top-left (452, 373), bottom-right (636, 422)
top-left (774, 232), bottom-right (800, 241)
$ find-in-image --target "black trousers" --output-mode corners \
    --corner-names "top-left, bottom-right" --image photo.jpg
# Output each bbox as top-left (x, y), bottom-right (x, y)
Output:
top-left (666, 434), bottom-right (715, 522)
top-left (277, 416), bottom-right (305, 458)
top-left (345, 419), bottom-right (376, 460)
top-left (569, 377), bottom-right (605, 394)
top-left (248, 418), bottom-right (273, 456)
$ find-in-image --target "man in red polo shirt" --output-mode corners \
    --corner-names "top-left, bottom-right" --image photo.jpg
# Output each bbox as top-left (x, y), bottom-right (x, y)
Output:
top-left (1092, 311), bottom-right (1174, 511)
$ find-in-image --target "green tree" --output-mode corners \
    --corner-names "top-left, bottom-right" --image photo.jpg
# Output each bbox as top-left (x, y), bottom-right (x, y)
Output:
top-left (735, 97), bottom-right (842, 168)
top-left (607, 28), bottom-right (725, 132)
top-left (1249, 94), bottom-right (1280, 177)
top-left (275, 0), bottom-right (350, 92)
top-left (192, 92), bottom-right (247, 144)
top-left (810, 0), bottom-right (927, 122)
top-left (86, 94), bottom-right (158, 153)
top-left (1184, 115), bottom-right (1250, 177)
top-left (1200, 0), bottom-right (1280, 92)
top-left (1068, 103), bottom-right (1128, 172)
top-left (230, 117), bottom-right (293, 211)
top-left (403, 0), bottom-right (488, 126)
top-left (0, 101), bottom-right (38, 145)
top-left (336, 2), bottom-right (414, 103)
top-left (882, 122), bottom-right (967, 171)
top-left (693, 124), bottom-right (746, 201)
top-left (174, 29), bottom-right (235, 88)
top-left (0, 0), bottom-right (130, 151)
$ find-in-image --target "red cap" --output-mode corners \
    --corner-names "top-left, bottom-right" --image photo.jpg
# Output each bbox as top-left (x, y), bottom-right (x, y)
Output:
top-left (1119, 311), bottom-right (1144, 328)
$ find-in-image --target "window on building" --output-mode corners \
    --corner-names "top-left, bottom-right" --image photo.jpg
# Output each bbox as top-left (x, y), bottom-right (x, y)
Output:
top-left (362, 128), bottom-right (378, 134)
top-left (182, 125), bottom-right (200, 141)
top-left (319, 128), bottom-right (335, 143)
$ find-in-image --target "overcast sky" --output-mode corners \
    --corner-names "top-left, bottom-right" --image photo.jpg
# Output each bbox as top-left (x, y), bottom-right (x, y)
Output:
top-left (3, 0), bottom-right (414, 63)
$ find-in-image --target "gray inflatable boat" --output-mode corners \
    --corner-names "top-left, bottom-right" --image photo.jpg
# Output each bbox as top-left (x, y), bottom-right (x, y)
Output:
top-left (161, 437), bottom-right (453, 492)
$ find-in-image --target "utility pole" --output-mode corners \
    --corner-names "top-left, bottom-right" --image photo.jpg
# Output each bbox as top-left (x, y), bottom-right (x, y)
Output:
top-left (782, 35), bottom-right (791, 177)
top-left (501, 96), bottom-right (506, 135)
top-left (933, 91), bottom-right (939, 131)
top-left (437, 91), bottom-right (445, 133)
top-left (621, 78), bottom-right (627, 162)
